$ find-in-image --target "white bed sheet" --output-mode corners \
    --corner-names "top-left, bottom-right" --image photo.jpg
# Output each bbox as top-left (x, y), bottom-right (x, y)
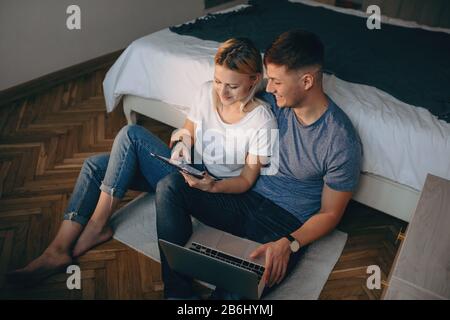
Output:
top-left (103, 2), bottom-right (450, 192)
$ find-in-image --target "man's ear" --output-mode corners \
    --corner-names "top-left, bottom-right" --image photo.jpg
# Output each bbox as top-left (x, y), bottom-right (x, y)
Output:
top-left (302, 73), bottom-right (314, 91)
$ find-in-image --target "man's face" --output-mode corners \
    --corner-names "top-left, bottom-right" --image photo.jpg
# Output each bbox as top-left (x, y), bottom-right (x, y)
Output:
top-left (265, 63), bottom-right (305, 108)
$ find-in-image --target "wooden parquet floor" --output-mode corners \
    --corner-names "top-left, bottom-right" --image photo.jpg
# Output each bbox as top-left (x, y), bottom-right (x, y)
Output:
top-left (0, 65), bottom-right (407, 300)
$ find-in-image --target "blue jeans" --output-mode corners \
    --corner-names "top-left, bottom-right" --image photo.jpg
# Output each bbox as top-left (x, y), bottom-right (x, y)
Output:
top-left (62, 124), bottom-right (176, 226)
top-left (155, 173), bottom-right (306, 299)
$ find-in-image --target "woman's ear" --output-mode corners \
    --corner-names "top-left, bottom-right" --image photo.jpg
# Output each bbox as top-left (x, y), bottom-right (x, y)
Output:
top-left (250, 73), bottom-right (262, 89)
top-left (254, 73), bottom-right (262, 84)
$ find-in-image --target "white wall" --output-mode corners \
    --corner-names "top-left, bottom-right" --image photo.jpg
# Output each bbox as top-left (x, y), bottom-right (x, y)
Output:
top-left (0, 0), bottom-right (244, 91)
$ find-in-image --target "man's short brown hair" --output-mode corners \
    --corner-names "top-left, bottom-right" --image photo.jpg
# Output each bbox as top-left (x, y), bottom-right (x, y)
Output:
top-left (264, 29), bottom-right (324, 71)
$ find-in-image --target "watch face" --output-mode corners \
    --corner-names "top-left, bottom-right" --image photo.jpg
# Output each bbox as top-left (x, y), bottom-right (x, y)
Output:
top-left (290, 240), bottom-right (300, 253)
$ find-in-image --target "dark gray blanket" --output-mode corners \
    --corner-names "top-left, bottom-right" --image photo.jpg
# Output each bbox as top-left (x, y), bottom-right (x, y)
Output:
top-left (171, 0), bottom-right (450, 122)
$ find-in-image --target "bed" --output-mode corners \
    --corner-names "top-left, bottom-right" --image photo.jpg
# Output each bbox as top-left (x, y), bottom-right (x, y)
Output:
top-left (103, 0), bottom-right (450, 223)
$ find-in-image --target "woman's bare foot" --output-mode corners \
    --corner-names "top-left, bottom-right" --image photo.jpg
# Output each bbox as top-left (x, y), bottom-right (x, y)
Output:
top-left (7, 249), bottom-right (72, 285)
top-left (72, 220), bottom-right (113, 258)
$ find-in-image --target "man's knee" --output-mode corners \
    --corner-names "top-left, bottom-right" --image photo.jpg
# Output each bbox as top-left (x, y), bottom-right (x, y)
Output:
top-left (156, 172), bottom-right (193, 244)
top-left (156, 172), bottom-right (185, 200)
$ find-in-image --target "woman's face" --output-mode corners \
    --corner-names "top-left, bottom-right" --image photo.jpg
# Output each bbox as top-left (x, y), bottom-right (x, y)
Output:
top-left (214, 64), bottom-right (256, 107)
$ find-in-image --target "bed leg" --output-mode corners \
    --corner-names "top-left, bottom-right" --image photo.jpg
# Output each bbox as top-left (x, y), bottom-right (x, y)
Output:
top-left (123, 103), bottom-right (137, 124)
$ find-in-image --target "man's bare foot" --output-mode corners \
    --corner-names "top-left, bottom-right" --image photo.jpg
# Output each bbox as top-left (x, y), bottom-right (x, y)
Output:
top-left (7, 249), bottom-right (72, 285)
top-left (72, 221), bottom-right (113, 258)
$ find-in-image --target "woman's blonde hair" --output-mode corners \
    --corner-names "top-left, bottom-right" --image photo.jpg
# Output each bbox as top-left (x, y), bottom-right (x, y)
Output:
top-left (214, 38), bottom-right (263, 112)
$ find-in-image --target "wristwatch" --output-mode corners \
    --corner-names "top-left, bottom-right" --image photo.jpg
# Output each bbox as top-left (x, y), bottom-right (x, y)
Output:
top-left (284, 234), bottom-right (301, 253)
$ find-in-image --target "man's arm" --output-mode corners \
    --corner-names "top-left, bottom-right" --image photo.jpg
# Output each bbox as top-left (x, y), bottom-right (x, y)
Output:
top-left (250, 184), bottom-right (353, 287)
top-left (291, 184), bottom-right (352, 247)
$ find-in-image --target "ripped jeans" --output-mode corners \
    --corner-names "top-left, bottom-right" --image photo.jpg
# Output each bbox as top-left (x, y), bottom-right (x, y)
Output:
top-left (62, 124), bottom-right (177, 226)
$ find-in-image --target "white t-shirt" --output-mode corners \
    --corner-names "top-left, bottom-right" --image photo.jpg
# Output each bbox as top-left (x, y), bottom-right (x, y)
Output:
top-left (188, 81), bottom-right (278, 178)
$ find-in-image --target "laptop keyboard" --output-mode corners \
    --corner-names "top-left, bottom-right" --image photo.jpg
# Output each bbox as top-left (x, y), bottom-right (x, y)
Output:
top-left (189, 242), bottom-right (265, 280)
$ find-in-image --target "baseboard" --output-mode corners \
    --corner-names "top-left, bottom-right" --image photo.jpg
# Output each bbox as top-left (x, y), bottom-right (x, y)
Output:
top-left (0, 49), bottom-right (124, 107)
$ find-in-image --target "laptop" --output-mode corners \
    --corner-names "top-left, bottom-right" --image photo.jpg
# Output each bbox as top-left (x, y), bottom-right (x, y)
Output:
top-left (159, 223), bottom-right (267, 299)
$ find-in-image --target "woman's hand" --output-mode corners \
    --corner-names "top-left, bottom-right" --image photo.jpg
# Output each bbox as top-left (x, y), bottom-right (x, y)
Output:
top-left (169, 126), bottom-right (194, 163)
top-left (170, 140), bottom-right (191, 163)
top-left (180, 171), bottom-right (216, 192)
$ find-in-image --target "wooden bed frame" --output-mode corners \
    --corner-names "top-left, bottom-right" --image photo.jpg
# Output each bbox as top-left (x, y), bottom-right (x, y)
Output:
top-left (123, 94), bottom-right (420, 223)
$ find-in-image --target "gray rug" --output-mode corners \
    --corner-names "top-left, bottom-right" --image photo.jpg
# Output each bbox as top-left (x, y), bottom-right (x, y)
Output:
top-left (110, 192), bottom-right (347, 300)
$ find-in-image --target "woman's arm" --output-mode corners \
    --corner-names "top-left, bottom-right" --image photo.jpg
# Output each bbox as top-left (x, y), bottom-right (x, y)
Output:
top-left (180, 153), bottom-right (264, 194)
top-left (170, 119), bottom-right (195, 147)
top-left (170, 119), bottom-right (196, 162)
top-left (211, 153), bottom-right (262, 193)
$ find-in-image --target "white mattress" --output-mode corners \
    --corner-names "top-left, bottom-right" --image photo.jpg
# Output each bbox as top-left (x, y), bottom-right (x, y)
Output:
top-left (103, 2), bottom-right (450, 192)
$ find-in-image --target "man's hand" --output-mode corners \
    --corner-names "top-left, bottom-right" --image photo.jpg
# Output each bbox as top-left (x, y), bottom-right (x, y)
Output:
top-left (250, 237), bottom-right (292, 287)
top-left (181, 171), bottom-right (216, 192)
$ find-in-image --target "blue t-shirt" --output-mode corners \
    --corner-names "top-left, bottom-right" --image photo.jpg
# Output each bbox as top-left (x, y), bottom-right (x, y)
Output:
top-left (252, 92), bottom-right (362, 223)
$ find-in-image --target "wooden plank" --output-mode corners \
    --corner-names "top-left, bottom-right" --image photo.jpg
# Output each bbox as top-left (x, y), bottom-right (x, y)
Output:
top-left (0, 230), bottom-right (14, 287)
top-left (105, 260), bottom-right (119, 299)
top-left (94, 268), bottom-right (107, 299)
top-left (384, 174), bottom-right (450, 299)
top-left (82, 278), bottom-right (96, 300)
top-left (116, 251), bottom-right (141, 299)
top-left (137, 251), bottom-right (156, 293)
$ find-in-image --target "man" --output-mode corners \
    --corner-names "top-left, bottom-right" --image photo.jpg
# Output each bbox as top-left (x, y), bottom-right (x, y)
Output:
top-left (155, 29), bottom-right (362, 299)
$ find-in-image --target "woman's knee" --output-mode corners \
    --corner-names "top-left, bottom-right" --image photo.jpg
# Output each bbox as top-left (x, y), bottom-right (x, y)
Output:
top-left (118, 123), bottom-right (139, 135)
top-left (115, 124), bottom-right (137, 144)
top-left (109, 124), bottom-right (142, 158)
top-left (116, 124), bottom-right (148, 142)
top-left (115, 124), bottom-right (158, 151)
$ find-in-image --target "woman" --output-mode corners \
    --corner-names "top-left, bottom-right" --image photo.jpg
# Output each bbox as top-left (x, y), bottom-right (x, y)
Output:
top-left (8, 38), bottom-right (276, 285)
